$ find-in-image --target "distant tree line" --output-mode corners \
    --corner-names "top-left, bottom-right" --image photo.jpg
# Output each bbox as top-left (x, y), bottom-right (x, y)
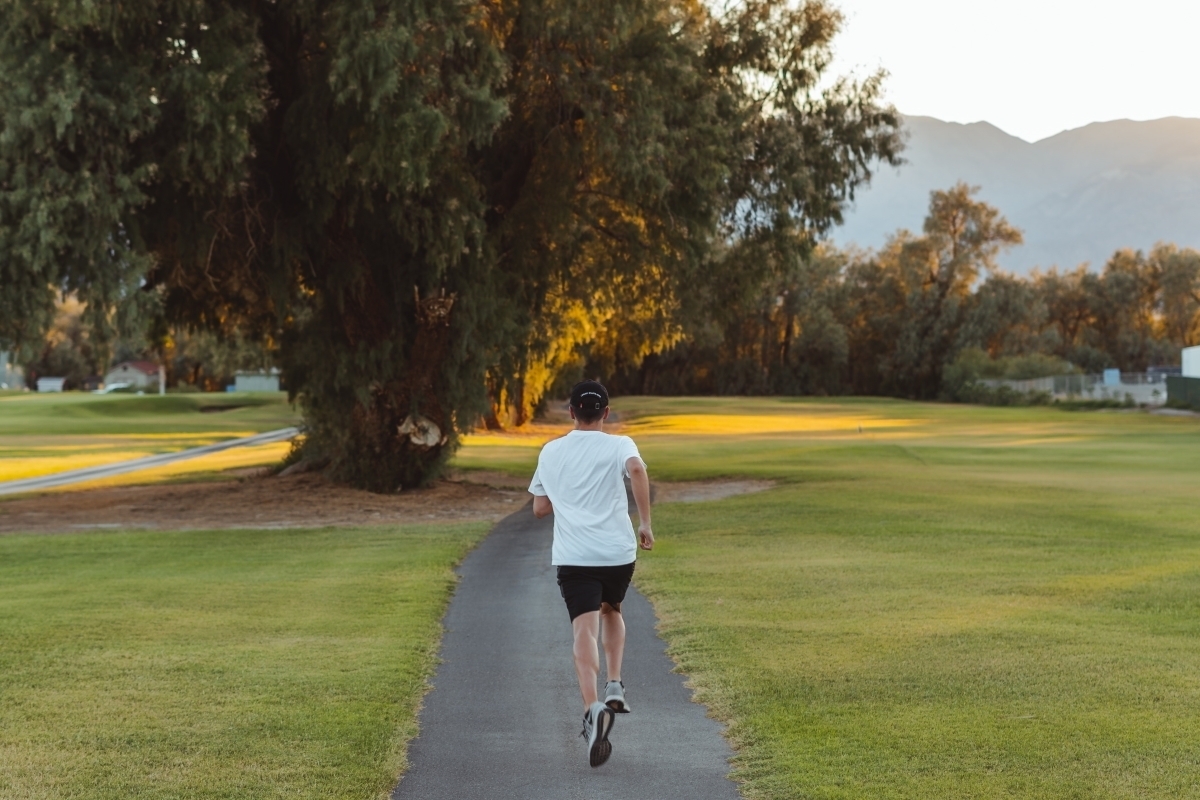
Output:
top-left (595, 184), bottom-right (1200, 402)
top-left (29, 182), bottom-right (1197, 407)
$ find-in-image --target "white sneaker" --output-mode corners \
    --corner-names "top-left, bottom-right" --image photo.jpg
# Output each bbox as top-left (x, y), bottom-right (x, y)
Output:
top-left (580, 701), bottom-right (615, 767)
top-left (604, 680), bottom-right (631, 713)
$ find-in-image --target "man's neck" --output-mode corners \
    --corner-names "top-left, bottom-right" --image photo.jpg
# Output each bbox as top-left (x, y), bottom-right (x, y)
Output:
top-left (574, 421), bottom-right (604, 432)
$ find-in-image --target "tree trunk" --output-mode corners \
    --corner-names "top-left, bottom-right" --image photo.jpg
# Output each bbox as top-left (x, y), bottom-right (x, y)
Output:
top-left (320, 289), bottom-right (457, 491)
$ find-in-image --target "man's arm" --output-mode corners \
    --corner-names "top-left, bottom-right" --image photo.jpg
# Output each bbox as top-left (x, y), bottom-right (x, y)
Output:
top-left (626, 457), bottom-right (654, 550)
top-left (529, 458), bottom-right (552, 518)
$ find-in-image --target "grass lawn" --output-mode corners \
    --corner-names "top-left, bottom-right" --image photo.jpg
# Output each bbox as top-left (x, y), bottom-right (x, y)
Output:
top-left (0, 522), bottom-right (490, 800)
top-left (457, 397), bottom-right (1200, 799)
top-left (0, 393), bottom-right (300, 486)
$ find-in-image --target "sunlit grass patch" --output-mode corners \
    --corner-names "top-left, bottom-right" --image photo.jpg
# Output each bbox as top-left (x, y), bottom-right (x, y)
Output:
top-left (623, 411), bottom-right (926, 437)
top-left (0, 439), bottom-right (293, 489)
top-left (454, 424), bottom-right (563, 477)
top-left (0, 450), bottom-right (168, 482)
top-left (0, 393), bottom-right (300, 488)
top-left (47, 441), bottom-right (296, 492)
top-left (0, 436), bottom-right (288, 482)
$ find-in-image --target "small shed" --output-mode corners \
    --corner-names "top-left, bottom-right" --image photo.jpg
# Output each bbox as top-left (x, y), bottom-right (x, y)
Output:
top-left (1183, 346), bottom-right (1200, 378)
top-left (1167, 347), bottom-right (1200, 410)
top-left (234, 371), bottom-right (281, 392)
top-left (36, 377), bottom-right (66, 392)
top-left (105, 361), bottom-right (160, 389)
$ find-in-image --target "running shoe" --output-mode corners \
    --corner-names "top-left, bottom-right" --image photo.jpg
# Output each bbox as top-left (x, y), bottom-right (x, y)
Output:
top-left (580, 701), bottom-right (615, 767)
top-left (604, 680), bottom-right (631, 713)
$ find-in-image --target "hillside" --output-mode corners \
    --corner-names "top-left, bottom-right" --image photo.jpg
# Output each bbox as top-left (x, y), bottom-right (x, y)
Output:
top-left (833, 115), bottom-right (1200, 273)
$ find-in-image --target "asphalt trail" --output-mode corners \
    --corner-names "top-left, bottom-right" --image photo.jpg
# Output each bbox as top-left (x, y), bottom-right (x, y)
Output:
top-left (0, 427), bottom-right (299, 496)
top-left (392, 502), bottom-right (741, 800)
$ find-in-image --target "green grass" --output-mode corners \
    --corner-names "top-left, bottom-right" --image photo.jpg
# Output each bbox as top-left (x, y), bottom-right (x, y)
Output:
top-left (457, 397), bottom-right (1200, 798)
top-left (0, 392), bottom-right (299, 436)
top-left (0, 523), bottom-right (490, 800)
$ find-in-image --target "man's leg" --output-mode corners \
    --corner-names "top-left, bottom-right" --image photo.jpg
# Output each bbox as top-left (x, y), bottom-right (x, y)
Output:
top-left (571, 610), bottom-right (601, 711)
top-left (599, 602), bottom-right (625, 682)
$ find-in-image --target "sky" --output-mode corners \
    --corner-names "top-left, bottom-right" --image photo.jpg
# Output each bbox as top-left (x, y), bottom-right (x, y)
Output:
top-left (825, 0), bottom-right (1200, 142)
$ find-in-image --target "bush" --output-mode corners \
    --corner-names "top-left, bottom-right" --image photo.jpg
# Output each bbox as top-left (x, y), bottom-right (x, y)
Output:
top-left (1052, 397), bottom-right (1137, 411)
top-left (951, 381), bottom-right (1053, 407)
top-left (942, 347), bottom-right (1076, 406)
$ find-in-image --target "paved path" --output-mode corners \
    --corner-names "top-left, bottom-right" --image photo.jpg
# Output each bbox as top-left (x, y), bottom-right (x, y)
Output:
top-left (392, 503), bottom-right (742, 800)
top-left (0, 427), bottom-right (299, 496)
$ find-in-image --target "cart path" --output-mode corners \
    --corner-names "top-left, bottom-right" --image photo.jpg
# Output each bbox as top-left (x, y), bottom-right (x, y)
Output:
top-left (392, 502), bottom-right (742, 800)
top-left (0, 427), bottom-right (300, 496)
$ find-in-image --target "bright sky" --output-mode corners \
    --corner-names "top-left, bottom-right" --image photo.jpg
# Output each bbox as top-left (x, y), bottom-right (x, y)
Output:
top-left (826, 0), bottom-right (1200, 142)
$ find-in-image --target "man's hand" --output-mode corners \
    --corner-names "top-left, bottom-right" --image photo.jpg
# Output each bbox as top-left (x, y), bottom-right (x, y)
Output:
top-left (638, 524), bottom-right (654, 551)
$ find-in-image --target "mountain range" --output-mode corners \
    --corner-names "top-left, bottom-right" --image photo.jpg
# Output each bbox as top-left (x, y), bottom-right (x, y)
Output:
top-left (831, 115), bottom-right (1200, 274)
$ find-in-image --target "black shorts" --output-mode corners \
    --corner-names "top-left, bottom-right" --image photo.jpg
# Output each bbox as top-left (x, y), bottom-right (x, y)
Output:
top-left (556, 563), bottom-right (636, 621)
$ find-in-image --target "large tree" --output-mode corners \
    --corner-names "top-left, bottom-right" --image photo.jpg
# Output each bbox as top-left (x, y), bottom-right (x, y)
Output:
top-left (1, 0), bottom-right (900, 490)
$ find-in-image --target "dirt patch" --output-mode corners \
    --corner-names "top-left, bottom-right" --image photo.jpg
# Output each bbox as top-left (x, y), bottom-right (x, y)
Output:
top-left (446, 469), bottom-right (531, 490)
top-left (0, 471), bottom-right (529, 535)
top-left (0, 466), bottom-right (776, 535)
top-left (653, 479), bottom-right (775, 504)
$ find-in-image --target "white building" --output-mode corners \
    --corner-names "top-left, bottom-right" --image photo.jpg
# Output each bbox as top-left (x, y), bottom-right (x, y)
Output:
top-left (36, 377), bottom-right (66, 392)
top-left (0, 351), bottom-right (23, 390)
top-left (104, 361), bottom-right (161, 390)
top-left (234, 370), bottom-right (281, 392)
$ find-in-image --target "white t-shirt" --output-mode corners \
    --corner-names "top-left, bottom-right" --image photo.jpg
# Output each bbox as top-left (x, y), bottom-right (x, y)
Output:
top-left (528, 430), bottom-right (644, 566)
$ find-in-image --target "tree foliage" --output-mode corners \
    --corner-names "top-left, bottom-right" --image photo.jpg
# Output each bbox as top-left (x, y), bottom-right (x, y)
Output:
top-left (605, 185), bottom-right (1200, 400)
top-left (477, 0), bottom-right (901, 425)
top-left (20, 294), bottom-right (99, 390)
top-left (849, 183), bottom-right (1023, 398)
top-left (1, 0), bottom-right (901, 489)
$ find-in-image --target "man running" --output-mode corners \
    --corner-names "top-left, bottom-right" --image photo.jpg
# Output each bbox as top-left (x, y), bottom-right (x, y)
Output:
top-left (528, 380), bottom-right (654, 768)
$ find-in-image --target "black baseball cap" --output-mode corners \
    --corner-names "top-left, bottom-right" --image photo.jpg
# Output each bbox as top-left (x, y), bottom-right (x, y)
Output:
top-left (570, 380), bottom-right (609, 412)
